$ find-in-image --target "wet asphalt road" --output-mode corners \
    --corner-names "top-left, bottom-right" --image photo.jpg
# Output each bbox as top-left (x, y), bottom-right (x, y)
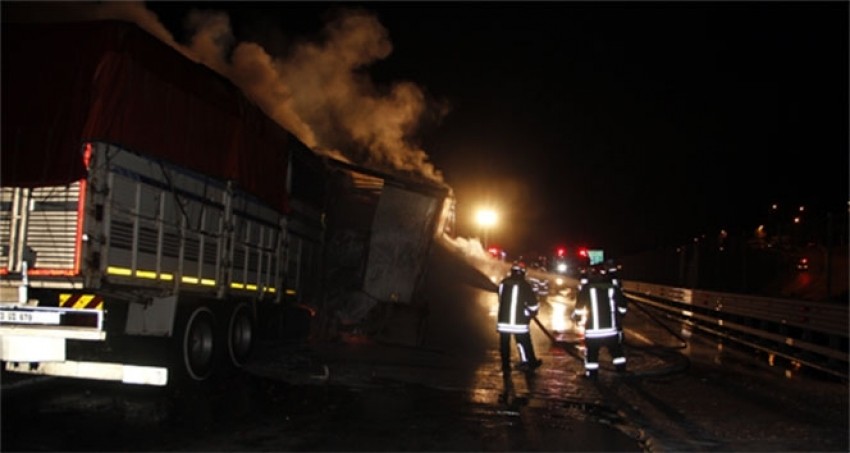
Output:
top-left (0, 337), bottom-right (646, 451)
top-left (2, 240), bottom-right (848, 451)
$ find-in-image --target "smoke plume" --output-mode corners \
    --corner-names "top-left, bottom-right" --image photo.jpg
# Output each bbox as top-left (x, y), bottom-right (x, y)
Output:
top-left (7, 1), bottom-right (446, 184)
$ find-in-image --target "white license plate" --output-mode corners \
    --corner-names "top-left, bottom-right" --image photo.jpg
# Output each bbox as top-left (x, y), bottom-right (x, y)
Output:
top-left (0, 310), bottom-right (61, 325)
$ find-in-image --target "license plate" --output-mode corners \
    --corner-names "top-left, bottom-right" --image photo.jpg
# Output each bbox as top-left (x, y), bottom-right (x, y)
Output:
top-left (0, 310), bottom-right (61, 325)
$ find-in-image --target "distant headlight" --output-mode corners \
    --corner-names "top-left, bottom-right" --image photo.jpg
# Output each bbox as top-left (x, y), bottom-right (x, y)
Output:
top-left (556, 263), bottom-right (567, 273)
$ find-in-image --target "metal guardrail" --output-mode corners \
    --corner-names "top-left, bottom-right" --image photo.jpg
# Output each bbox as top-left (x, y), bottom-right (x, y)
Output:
top-left (622, 280), bottom-right (849, 376)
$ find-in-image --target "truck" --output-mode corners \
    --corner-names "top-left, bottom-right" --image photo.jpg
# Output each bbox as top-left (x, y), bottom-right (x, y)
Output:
top-left (0, 20), bottom-right (325, 386)
top-left (0, 19), bottom-right (453, 386)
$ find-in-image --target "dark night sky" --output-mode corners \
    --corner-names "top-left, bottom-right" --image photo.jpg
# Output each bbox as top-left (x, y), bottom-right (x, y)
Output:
top-left (348, 1), bottom-right (848, 258)
top-left (18, 1), bottom-right (850, 258)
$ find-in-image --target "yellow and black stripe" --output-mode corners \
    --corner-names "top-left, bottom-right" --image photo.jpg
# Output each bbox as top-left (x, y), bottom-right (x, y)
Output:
top-left (59, 294), bottom-right (104, 310)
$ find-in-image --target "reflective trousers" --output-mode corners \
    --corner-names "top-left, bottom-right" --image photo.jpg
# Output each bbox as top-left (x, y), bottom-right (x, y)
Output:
top-left (584, 333), bottom-right (626, 374)
top-left (500, 330), bottom-right (537, 371)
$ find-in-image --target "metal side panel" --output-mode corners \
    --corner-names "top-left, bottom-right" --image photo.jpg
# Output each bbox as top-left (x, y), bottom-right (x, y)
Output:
top-left (99, 144), bottom-right (229, 293)
top-left (125, 295), bottom-right (177, 336)
top-left (363, 185), bottom-right (441, 304)
top-left (94, 143), bottom-right (289, 299)
top-left (0, 184), bottom-right (82, 274)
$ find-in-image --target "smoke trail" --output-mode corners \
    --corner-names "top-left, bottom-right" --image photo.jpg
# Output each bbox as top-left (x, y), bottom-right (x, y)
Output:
top-left (188, 7), bottom-right (447, 184)
top-left (7, 2), bottom-right (447, 184)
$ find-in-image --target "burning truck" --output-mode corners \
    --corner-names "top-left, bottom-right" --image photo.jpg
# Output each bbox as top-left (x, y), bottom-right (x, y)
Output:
top-left (0, 20), bottom-right (450, 387)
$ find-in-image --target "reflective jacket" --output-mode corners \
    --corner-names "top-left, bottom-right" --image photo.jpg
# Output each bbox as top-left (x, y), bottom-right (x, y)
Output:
top-left (575, 279), bottom-right (627, 339)
top-left (496, 274), bottom-right (540, 334)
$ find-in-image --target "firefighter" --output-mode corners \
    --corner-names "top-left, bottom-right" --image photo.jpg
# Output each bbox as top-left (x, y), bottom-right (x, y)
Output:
top-left (497, 262), bottom-right (543, 373)
top-left (577, 266), bottom-right (590, 291)
top-left (602, 259), bottom-right (622, 290)
top-left (573, 265), bottom-right (627, 379)
top-left (602, 260), bottom-right (626, 342)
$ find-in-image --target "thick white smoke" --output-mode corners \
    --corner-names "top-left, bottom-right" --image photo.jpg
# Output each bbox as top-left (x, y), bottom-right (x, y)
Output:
top-left (8, 1), bottom-right (446, 184)
top-left (177, 7), bottom-right (447, 184)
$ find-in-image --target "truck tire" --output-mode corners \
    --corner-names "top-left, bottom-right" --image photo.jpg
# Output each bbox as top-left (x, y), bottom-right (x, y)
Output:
top-left (225, 302), bottom-right (254, 368)
top-left (180, 305), bottom-right (216, 382)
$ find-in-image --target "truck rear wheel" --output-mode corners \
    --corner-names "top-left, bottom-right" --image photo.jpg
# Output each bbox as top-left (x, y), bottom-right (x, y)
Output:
top-left (181, 305), bottom-right (216, 381)
top-left (226, 302), bottom-right (254, 368)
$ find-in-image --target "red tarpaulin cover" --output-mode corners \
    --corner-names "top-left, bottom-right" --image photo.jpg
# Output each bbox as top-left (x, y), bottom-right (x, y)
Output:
top-left (2, 20), bottom-right (291, 213)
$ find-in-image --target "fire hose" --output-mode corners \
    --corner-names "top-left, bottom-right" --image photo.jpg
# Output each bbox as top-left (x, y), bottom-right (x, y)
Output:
top-left (531, 315), bottom-right (586, 361)
top-left (531, 316), bottom-right (558, 343)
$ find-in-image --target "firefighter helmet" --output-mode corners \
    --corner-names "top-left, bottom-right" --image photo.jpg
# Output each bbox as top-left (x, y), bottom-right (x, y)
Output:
top-left (510, 262), bottom-right (526, 276)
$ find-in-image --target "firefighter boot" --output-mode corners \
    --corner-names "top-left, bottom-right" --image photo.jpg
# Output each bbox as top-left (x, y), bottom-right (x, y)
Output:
top-left (517, 359), bottom-right (542, 372)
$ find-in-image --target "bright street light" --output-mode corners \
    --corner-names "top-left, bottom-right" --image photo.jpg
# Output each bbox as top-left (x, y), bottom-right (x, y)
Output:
top-left (475, 208), bottom-right (498, 249)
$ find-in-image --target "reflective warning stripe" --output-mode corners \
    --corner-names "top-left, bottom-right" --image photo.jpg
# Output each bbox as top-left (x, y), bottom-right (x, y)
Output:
top-left (59, 294), bottom-right (104, 310)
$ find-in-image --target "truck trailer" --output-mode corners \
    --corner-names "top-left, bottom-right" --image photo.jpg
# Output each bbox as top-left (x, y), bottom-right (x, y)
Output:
top-left (1, 19), bottom-right (453, 387)
top-left (0, 20), bottom-right (312, 386)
